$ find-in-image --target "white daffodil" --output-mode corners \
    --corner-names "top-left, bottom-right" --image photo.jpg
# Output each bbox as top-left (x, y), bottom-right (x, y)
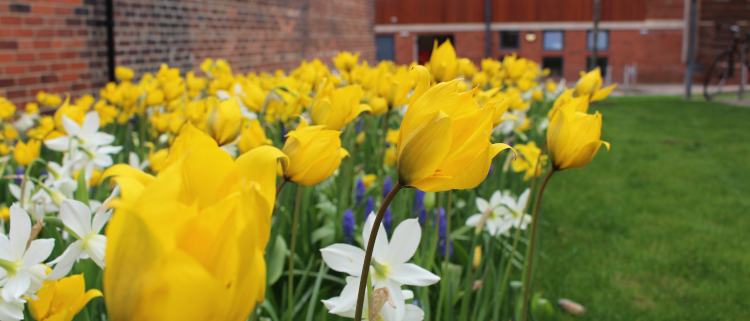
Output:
top-left (8, 181), bottom-right (54, 219)
top-left (499, 188), bottom-right (533, 231)
top-left (494, 109), bottom-right (527, 136)
top-left (321, 216), bottom-right (439, 321)
top-left (0, 205), bottom-right (54, 301)
top-left (466, 190), bottom-right (513, 236)
top-left (46, 188), bottom-right (117, 280)
top-left (322, 276), bottom-right (425, 321)
top-left (44, 112), bottom-right (115, 153)
top-left (0, 297), bottom-right (24, 321)
top-left (128, 152), bottom-right (150, 171)
top-left (466, 189), bottom-right (532, 236)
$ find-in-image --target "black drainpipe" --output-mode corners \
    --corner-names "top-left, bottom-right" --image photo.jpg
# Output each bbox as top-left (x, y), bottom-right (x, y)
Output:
top-left (105, 0), bottom-right (115, 82)
top-left (485, 0), bottom-right (491, 58)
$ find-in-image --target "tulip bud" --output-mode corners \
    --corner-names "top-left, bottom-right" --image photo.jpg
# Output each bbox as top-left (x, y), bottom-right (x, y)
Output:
top-left (355, 132), bottom-right (365, 145)
top-left (238, 119), bottom-right (270, 154)
top-left (473, 246), bottom-right (482, 270)
top-left (282, 118), bottom-right (349, 186)
top-left (115, 66), bottom-right (135, 81)
top-left (396, 66), bottom-right (513, 192)
top-left (206, 98), bottom-right (242, 146)
top-left (547, 101), bottom-right (609, 170)
top-left (13, 139), bottom-right (41, 166)
top-left (423, 192), bottom-right (436, 211)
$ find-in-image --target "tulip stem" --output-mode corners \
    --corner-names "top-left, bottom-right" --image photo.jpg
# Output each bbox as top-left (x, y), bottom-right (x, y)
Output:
top-left (520, 168), bottom-right (555, 321)
top-left (276, 178), bottom-right (288, 200)
top-left (287, 184), bottom-right (303, 321)
top-left (354, 182), bottom-right (403, 321)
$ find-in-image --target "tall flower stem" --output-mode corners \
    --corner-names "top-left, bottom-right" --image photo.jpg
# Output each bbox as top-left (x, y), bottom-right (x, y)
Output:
top-left (354, 182), bottom-right (403, 320)
top-left (287, 184), bottom-right (303, 320)
top-left (520, 168), bottom-right (555, 321)
top-left (276, 178), bottom-right (288, 200)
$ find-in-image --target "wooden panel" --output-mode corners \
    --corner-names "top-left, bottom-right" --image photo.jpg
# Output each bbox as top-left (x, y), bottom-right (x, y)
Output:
top-left (376, 0), bottom-right (648, 25)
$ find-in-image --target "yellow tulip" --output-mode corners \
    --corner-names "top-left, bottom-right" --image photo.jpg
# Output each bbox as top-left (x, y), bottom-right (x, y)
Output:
top-left (355, 131), bottom-right (365, 145)
top-left (25, 102), bottom-right (39, 115)
top-left (94, 100), bottom-right (119, 127)
top-left (310, 80), bottom-right (371, 130)
top-left (282, 118), bottom-right (349, 186)
top-left (532, 90), bottom-right (543, 101)
top-left (4, 126), bottom-right (18, 141)
top-left (511, 141), bottom-right (547, 181)
top-left (0, 142), bottom-right (10, 155)
top-left (458, 58), bottom-right (477, 78)
top-left (14, 139), bottom-right (40, 166)
top-left (206, 98), bottom-right (242, 145)
top-left (0, 97), bottom-right (16, 120)
top-left (502, 54), bottom-right (527, 80)
top-left (481, 58), bottom-right (501, 76)
top-left (238, 119), bottom-right (271, 154)
top-left (546, 79), bottom-right (557, 93)
top-left (162, 79), bottom-right (185, 101)
top-left (237, 81), bottom-right (266, 112)
top-left (547, 102), bottom-right (610, 170)
top-left (362, 174), bottom-right (377, 189)
top-left (333, 51), bottom-right (360, 73)
top-left (386, 129), bottom-right (399, 147)
top-left (375, 66), bottom-right (413, 110)
top-left (0, 207), bottom-right (8, 221)
top-left (115, 66), bottom-right (135, 81)
top-left (37, 91), bottom-right (62, 108)
top-left (102, 125), bottom-right (287, 321)
top-left (144, 142), bottom-right (169, 173)
top-left (429, 40), bottom-right (458, 82)
top-left (574, 68), bottom-right (617, 102)
top-left (384, 145), bottom-right (397, 166)
top-left (396, 66), bottom-right (514, 192)
top-left (368, 96), bottom-right (388, 116)
top-left (27, 274), bottom-right (102, 321)
top-left (54, 96), bottom-right (86, 132)
top-left (473, 246), bottom-right (482, 270)
top-left (146, 89), bottom-right (165, 106)
top-left (471, 72), bottom-right (488, 88)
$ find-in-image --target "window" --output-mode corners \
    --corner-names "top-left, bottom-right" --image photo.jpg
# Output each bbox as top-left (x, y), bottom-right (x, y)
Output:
top-left (542, 31), bottom-right (564, 51)
top-left (587, 30), bottom-right (609, 51)
top-left (416, 34), bottom-right (455, 65)
top-left (376, 35), bottom-right (395, 61)
top-left (500, 31), bottom-right (520, 50)
top-left (542, 57), bottom-right (563, 77)
top-left (586, 57), bottom-right (609, 76)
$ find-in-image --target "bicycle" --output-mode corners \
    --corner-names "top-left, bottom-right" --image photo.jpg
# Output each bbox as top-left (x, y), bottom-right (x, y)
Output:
top-left (703, 23), bottom-right (750, 101)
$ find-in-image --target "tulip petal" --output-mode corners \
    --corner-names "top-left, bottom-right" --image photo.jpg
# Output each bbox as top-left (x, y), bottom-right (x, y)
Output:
top-left (414, 142), bottom-right (511, 192)
top-left (560, 139), bottom-right (610, 170)
top-left (397, 110), bottom-right (452, 186)
top-left (591, 84), bottom-right (617, 102)
top-left (101, 164), bottom-right (155, 187)
top-left (235, 145), bottom-right (289, 213)
top-left (409, 65), bottom-right (431, 107)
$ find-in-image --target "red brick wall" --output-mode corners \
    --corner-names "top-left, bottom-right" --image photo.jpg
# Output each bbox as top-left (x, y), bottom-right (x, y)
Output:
top-left (386, 28), bottom-right (685, 83)
top-left (0, 0), bottom-right (376, 106)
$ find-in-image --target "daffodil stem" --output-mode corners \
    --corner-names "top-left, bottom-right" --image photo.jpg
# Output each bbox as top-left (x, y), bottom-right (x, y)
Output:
top-left (354, 182), bottom-right (403, 321)
top-left (19, 158), bottom-right (47, 208)
top-left (520, 168), bottom-right (555, 321)
top-left (287, 184), bottom-right (303, 321)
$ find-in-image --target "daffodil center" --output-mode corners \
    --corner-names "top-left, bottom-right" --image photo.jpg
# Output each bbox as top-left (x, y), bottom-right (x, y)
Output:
top-left (371, 259), bottom-right (390, 280)
top-left (0, 258), bottom-right (22, 276)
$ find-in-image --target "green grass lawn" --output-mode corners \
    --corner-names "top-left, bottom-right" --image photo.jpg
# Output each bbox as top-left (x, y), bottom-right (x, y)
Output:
top-left (536, 96), bottom-right (750, 320)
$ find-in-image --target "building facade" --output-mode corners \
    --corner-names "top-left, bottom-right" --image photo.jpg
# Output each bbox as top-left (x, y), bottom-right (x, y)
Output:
top-left (0, 0), bottom-right (376, 105)
top-left (374, 0), bottom-right (747, 84)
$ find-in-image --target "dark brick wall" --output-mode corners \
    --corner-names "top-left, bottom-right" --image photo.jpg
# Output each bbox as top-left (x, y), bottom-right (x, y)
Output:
top-left (0, 0), bottom-right (376, 105)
